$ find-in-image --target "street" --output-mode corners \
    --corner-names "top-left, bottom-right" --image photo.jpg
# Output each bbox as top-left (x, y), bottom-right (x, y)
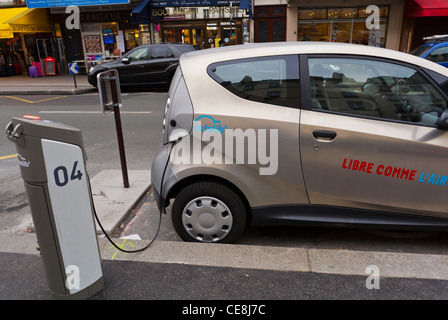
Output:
top-left (3, 92), bottom-right (448, 300)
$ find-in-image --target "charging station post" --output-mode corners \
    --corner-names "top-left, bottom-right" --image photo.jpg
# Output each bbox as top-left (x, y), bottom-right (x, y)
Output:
top-left (6, 116), bottom-right (104, 299)
top-left (97, 69), bottom-right (129, 188)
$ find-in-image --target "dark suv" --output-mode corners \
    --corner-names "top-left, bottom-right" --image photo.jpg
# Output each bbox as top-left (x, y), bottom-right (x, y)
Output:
top-left (88, 43), bottom-right (196, 88)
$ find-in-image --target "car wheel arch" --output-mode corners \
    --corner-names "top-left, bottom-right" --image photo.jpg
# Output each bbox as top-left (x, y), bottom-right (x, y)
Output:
top-left (166, 174), bottom-right (253, 225)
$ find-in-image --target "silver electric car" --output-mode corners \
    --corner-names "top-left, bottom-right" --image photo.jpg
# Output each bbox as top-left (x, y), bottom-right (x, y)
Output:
top-left (151, 42), bottom-right (448, 243)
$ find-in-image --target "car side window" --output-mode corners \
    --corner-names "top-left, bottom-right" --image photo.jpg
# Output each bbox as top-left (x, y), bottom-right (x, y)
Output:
top-left (125, 47), bottom-right (148, 61)
top-left (308, 57), bottom-right (447, 126)
top-left (151, 46), bottom-right (174, 59)
top-left (207, 55), bottom-right (300, 108)
top-left (427, 46), bottom-right (448, 63)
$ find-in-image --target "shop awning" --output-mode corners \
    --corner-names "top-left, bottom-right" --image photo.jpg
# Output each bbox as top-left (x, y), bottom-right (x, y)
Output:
top-left (131, 0), bottom-right (151, 24)
top-left (405, 0), bottom-right (448, 18)
top-left (414, 0), bottom-right (448, 9)
top-left (239, 0), bottom-right (252, 19)
top-left (0, 7), bottom-right (31, 38)
top-left (0, 7), bottom-right (51, 38)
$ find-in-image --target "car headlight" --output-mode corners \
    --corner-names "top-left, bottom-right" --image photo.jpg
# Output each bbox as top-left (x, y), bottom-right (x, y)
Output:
top-left (89, 67), bottom-right (95, 74)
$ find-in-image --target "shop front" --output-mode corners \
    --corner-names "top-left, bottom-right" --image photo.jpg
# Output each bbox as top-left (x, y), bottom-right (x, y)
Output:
top-left (0, 5), bottom-right (53, 76)
top-left (286, 0), bottom-right (405, 50)
top-left (51, 4), bottom-right (149, 73)
top-left (402, 0), bottom-right (448, 52)
top-left (150, 1), bottom-right (250, 49)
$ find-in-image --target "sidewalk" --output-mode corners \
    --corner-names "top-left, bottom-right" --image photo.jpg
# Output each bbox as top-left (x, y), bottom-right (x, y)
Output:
top-left (3, 172), bottom-right (448, 299)
top-left (0, 73), bottom-right (96, 95)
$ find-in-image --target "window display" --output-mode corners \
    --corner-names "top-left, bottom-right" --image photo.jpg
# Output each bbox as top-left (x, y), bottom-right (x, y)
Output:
top-left (298, 6), bottom-right (389, 47)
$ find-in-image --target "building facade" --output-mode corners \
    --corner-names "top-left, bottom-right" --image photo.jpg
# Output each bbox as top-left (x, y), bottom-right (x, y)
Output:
top-left (149, 0), bottom-right (251, 49)
top-left (257, 0), bottom-right (405, 51)
top-left (3, 0), bottom-right (447, 75)
top-left (0, 0), bottom-right (54, 75)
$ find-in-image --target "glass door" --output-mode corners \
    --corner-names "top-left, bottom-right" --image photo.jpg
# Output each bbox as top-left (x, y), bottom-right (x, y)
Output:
top-left (330, 20), bottom-right (352, 43)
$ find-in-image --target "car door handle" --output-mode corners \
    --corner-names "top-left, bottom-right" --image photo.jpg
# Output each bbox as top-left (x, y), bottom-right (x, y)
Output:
top-left (312, 130), bottom-right (337, 141)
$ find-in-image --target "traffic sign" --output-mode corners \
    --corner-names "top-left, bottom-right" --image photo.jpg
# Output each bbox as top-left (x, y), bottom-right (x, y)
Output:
top-left (68, 63), bottom-right (79, 75)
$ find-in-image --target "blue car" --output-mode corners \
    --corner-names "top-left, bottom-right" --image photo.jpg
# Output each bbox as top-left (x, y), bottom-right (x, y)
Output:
top-left (411, 35), bottom-right (448, 68)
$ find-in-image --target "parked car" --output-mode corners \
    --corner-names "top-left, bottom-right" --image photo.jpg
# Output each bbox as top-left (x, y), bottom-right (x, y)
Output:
top-left (411, 35), bottom-right (448, 68)
top-left (152, 42), bottom-right (448, 243)
top-left (88, 43), bottom-right (196, 88)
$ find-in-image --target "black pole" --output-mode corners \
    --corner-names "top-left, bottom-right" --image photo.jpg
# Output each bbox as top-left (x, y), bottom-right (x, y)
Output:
top-left (73, 73), bottom-right (77, 88)
top-left (111, 76), bottom-right (129, 188)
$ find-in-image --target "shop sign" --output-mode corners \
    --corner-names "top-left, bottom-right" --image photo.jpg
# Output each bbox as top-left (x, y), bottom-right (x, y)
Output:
top-left (151, 6), bottom-right (243, 18)
top-left (26, 0), bottom-right (129, 9)
top-left (151, 0), bottom-right (240, 7)
top-left (10, 24), bottom-right (52, 32)
top-left (81, 11), bottom-right (126, 23)
top-left (0, 30), bottom-right (14, 38)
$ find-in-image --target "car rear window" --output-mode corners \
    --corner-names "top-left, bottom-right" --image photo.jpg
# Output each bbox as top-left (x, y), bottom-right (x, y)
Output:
top-left (207, 55), bottom-right (300, 108)
top-left (151, 46), bottom-right (174, 58)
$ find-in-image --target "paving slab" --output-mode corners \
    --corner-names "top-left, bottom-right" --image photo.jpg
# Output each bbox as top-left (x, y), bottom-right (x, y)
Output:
top-left (90, 169), bottom-right (151, 234)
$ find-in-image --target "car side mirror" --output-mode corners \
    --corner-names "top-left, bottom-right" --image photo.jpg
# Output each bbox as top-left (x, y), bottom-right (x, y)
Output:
top-left (437, 109), bottom-right (448, 130)
top-left (121, 57), bottom-right (130, 64)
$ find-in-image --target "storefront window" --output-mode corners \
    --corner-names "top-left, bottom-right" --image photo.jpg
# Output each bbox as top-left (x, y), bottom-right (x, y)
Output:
top-left (327, 8), bottom-right (358, 19)
top-left (154, 6), bottom-right (249, 49)
top-left (298, 22), bottom-right (331, 42)
top-left (298, 9), bottom-right (327, 20)
top-left (124, 29), bottom-right (139, 51)
top-left (298, 6), bottom-right (389, 47)
top-left (81, 23), bottom-right (140, 60)
top-left (139, 25), bottom-right (151, 45)
top-left (102, 22), bottom-right (118, 55)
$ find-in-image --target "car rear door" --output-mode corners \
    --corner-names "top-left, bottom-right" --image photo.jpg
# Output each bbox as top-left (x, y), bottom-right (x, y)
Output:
top-left (141, 45), bottom-right (178, 85)
top-left (299, 55), bottom-right (448, 218)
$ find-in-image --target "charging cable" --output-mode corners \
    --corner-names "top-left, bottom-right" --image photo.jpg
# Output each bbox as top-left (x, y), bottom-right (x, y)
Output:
top-left (92, 142), bottom-right (174, 254)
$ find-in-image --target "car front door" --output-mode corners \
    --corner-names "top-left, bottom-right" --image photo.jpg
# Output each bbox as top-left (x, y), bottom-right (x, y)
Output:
top-left (115, 46), bottom-right (149, 84)
top-left (300, 55), bottom-right (448, 218)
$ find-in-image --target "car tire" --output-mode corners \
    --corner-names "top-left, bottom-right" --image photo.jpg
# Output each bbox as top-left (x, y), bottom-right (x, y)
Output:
top-left (171, 181), bottom-right (247, 243)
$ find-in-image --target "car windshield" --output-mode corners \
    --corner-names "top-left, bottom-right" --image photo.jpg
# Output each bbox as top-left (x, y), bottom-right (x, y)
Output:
top-left (411, 45), bottom-right (432, 57)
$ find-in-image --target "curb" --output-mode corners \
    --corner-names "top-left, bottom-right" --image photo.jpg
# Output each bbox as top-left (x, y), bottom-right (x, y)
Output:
top-left (0, 88), bottom-right (97, 95)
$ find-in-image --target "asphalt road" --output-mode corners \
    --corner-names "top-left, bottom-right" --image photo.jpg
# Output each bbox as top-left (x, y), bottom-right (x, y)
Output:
top-left (3, 92), bottom-right (448, 301)
top-left (0, 92), bottom-right (164, 235)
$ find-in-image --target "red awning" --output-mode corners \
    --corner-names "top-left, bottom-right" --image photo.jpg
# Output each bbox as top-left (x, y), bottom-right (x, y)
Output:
top-left (414, 0), bottom-right (448, 9)
top-left (405, 0), bottom-right (448, 18)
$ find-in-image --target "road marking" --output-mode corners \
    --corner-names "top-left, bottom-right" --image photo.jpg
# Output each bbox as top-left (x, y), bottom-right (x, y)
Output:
top-left (0, 154), bottom-right (16, 160)
top-left (38, 111), bottom-right (152, 114)
top-left (5, 96), bottom-right (67, 104)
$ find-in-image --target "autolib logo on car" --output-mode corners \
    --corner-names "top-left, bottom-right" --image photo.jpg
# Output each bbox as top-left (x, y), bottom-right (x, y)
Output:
top-left (171, 115), bottom-right (279, 175)
top-left (193, 115), bottom-right (227, 133)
